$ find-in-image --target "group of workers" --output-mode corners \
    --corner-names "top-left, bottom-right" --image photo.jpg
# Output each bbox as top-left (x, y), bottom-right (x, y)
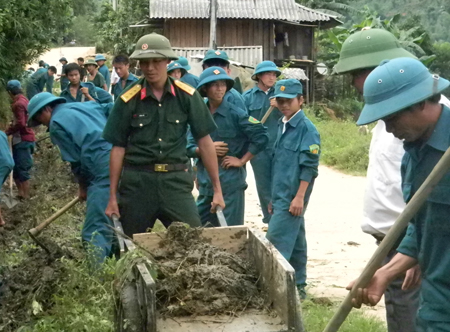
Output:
top-left (1, 26), bottom-right (450, 331)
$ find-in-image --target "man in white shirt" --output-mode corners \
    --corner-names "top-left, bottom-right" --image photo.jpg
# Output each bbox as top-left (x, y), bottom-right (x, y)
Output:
top-left (334, 27), bottom-right (450, 332)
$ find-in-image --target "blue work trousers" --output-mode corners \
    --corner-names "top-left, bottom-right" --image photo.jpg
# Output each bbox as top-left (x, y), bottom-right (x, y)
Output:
top-left (197, 189), bottom-right (245, 227)
top-left (266, 205), bottom-right (308, 288)
top-left (250, 148), bottom-right (273, 224)
top-left (83, 178), bottom-right (115, 262)
top-left (12, 141), bottom-right (34, 182)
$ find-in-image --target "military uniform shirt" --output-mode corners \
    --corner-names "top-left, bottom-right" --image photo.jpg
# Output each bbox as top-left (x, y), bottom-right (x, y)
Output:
top-left (180, 73), bottom-right (200, 88)
top-left (243, 85), bottom-right (282, 147)
top-left (187, 100), bottom-right (268, 195)
top-left (397, 105), bottom-right (450, 323)
top-left (0, 131), bottom-right (15, 183)
top-left (49, 101), bottom-right (111, 185)
top-left (103, 77), bottom-right (217, 166)
top-left (60, 82), bottom-right (99, 103)
top-left (272, 110), bottom-right (320, 209)
top-left (98, 64), bottom-right (111, 89)
top-left (88, 72), bottom-right (106, 89)
top-left (225, 88), bottom-right (247, 111)
top-left (113, 73), bottom-right (138, 100)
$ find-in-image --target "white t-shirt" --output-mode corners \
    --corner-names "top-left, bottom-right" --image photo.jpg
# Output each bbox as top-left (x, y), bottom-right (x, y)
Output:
top-left (361, 95), bottom-right (450, 235)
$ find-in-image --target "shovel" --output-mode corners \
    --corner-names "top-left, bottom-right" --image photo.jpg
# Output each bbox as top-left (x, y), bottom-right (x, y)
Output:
top-left (28, 197), bottom-right (80, 253)
top-left (260, 106), bottom-right (274, 124)
top-left (4, 138), bottom-right (18, 209)
top-left (323, 146), bottom-right (450, 332)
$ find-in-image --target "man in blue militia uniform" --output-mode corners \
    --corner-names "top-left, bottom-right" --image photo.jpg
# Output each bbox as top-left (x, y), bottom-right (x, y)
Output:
top-left (27, 93), bottom-right (115, 261)
top-left (187, 67), bottom-right (268, 226)
top-left (26, 66), bottom-right (57, 100)
top-left (348, 58), bottom-right (450, 331)
top-left (112, 55), bottom-right (138, 100)
top-left (202, 50), bottom-right (247, 111)
top-left (0, 132), bottom-right (15, 226)
top-left (95, 54), bottom-right (111, 90)
top-left (60, 63), bottom-right (99, 103)
top-left (243, 61), bottom-right (282, 224)
top-left (58, 57), bottom-right (69, 91)
top-left (267, 79), bottom-right (320, 299)
top-left (178, 56), bottom-right (200, 88)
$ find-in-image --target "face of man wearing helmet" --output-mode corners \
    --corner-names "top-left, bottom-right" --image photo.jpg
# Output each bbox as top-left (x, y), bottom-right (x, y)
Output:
top-left (258, 71), bottom-right (278, 89)
top-left (350, 69), bottom-right (373, 94)
top-left (96, 60), bottom-right (106, 67)
top-left (140, 58), bottom-right (171, 85)
top-left (169, 68), bottom-right (182, 80)
top-left (205, 80), bottom-right (227, 103)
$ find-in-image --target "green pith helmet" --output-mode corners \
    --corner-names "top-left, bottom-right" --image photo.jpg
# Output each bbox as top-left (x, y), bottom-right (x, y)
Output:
top-left (130, 33), bottom-right (179, 60)
top-left (334, 28), bottom-right (417, 74)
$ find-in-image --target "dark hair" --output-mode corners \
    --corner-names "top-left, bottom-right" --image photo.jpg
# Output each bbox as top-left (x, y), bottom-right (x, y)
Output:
top-left (427, 93), bottom-right (441, 104)
top-left (202, 58), bottom-right (230, 70)
top-left (48, 66), bottom-right (57, 74)
top-left (77, 57), bottom-right (84, 62)
top-left (113, 54), bottom-right (130, 65)
top-left (7, 86), bottom-right (23, 96)
top-left (65, 63), bottom-right (81, 75)
top-left (28, 67), bottom-right (35, 71)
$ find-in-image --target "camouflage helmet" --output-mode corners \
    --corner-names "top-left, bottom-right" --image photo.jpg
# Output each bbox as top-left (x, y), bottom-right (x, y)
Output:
top-left (334, 28), bottom-right (416, 75)
top-left (130, 33), bottom-right (179, 60)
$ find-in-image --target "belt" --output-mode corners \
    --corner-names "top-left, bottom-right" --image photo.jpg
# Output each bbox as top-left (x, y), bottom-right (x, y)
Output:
top-left (124, 163), bottom-right (188, 173)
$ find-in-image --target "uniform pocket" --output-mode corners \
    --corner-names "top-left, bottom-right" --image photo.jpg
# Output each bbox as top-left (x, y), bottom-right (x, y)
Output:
top-left (130, 113), bottom-right (151, 128)
top-left (166, 111), bottom-right (188, 125)
top-left (283, 141), bottom-right (299, 152)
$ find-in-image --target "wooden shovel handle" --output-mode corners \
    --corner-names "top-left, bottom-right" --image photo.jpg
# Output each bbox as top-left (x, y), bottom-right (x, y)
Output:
top-left (261, 106), bottom-right (274, 124)
top-left (323, 146), bottom-right (450, 332)
top-left (28, 197), bottom-right (80, 237)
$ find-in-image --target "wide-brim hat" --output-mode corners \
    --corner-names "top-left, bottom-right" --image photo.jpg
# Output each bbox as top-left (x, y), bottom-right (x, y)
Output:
top-left (357, 58), bottom-right (450, 125)
top-left (6, 80), bottom-right (21, 91)
top-left (203, 49), bottom-right (230, 64)
top-left (59, 57), bottom-right (67, 62)
top-left (334, 28), bottom-right (416, 75)
top-left (251, 61), bottom-right (281, 80)
top-left (27, 92), bottom-right (66, 127)
top-left (85, 59), bottom-right (98, 67)
top-left (167, 61), bottom-right (186, 74)
top-left (272, 79), bottom-right (303, 99)
top-left (95, 54), bottom-right (106, 62)
top-left (197, 67), bottom-right (234, 97)
top-left (177, 56), bottom-right (191, 71)
top-left (130, 33), bottom-right (179, 60)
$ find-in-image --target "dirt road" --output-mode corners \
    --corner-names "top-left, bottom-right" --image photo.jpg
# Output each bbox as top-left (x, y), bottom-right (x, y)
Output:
top-left (245, 165), bottom-right (387, 322)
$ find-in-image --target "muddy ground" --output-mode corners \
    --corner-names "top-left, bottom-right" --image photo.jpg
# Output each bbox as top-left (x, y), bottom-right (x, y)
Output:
top-left (0, 140), bottom-right (85, 331)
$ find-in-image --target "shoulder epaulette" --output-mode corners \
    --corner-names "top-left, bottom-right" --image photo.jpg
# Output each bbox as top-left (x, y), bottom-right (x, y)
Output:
top-left (120, 84), bottom-right (142, 103)
top-left (174, 80), bottom-right (195, 96)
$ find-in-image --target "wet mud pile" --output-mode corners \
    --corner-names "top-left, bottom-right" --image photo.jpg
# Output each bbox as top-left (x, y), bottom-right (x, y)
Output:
top-left (153, 223), bottom-right (265, 317)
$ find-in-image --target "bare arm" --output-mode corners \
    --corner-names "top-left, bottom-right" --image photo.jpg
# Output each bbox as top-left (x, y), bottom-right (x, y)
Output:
top-left (105, 146), bottom-right (125, 217)
top-left (197, 135), bottom-right (225, 212)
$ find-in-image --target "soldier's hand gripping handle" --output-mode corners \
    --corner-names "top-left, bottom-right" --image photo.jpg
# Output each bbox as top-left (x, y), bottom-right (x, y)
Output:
top-left (105, 197), bottom-right (120, 218)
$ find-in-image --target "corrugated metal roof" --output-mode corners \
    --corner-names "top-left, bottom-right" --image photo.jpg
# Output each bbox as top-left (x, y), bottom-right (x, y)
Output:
top-left (150, 0), bottom-right (338, 22)
top-left (173, 46), bottom-right (263, 67)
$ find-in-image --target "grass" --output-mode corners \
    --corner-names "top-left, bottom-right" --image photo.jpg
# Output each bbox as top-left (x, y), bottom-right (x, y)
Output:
top-left (302, 300), bottom-right (386, 332)
top-left (305, 108), bottom-right (372, 176)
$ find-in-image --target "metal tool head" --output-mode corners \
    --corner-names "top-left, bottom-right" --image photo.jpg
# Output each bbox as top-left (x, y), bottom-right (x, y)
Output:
top-left (216, 207), bottom-right (228, 227)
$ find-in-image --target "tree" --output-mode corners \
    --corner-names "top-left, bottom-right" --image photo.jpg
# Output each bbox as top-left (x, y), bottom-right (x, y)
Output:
top-left (0, 0), bottom-right (71, 84)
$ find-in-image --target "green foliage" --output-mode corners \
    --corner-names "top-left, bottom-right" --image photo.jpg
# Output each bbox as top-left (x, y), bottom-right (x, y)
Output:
top-left (20, 256), bottom-right (117, 332)
top-left (305, 108), bottom-right (370, 175)
top-left (302, 300), bottom-right (386, 332)
top-left (65, 16), bottom-right (97, 46)
top-left (0, 0), bottom-right (71, 83)
top-left (350, 0), bottom-right (450, 42)
top-left (95, 0), bottom-right (155, 54)
top-left (430, 42), bottom-right (450, 79)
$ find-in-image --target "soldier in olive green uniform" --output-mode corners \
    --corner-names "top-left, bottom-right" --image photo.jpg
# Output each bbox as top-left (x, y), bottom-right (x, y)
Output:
top-left (103, 33), bottom-right (225, 236)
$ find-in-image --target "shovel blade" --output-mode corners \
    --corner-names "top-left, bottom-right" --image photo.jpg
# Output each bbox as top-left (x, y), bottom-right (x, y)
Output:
top-left (3, 195), bottom-right (19, 209)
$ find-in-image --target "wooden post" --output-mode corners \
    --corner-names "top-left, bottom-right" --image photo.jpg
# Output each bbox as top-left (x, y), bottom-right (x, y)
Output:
top-left (209, 0), bottom-right (217, 49)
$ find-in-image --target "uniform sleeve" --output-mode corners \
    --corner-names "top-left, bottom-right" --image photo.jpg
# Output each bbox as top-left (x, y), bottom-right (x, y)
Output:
top-left (397, 223), bottom-right (419, 259)
top-left (50, 122), bottom-right (80, 164)
top-left (298, 128), bottom-right (321, 183)
top-left (228, 89), bottom-right (248, 112)
top-left (186, 91), bottom-right (217, 140)
top-left (102, 97), bottom-right (132, 147)
top-left (186, 127), bottom-right (198, 158)
top-left (237, 111), bottom-right (268, 155)
top-left (46, 76), bottom-right (54, 93)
